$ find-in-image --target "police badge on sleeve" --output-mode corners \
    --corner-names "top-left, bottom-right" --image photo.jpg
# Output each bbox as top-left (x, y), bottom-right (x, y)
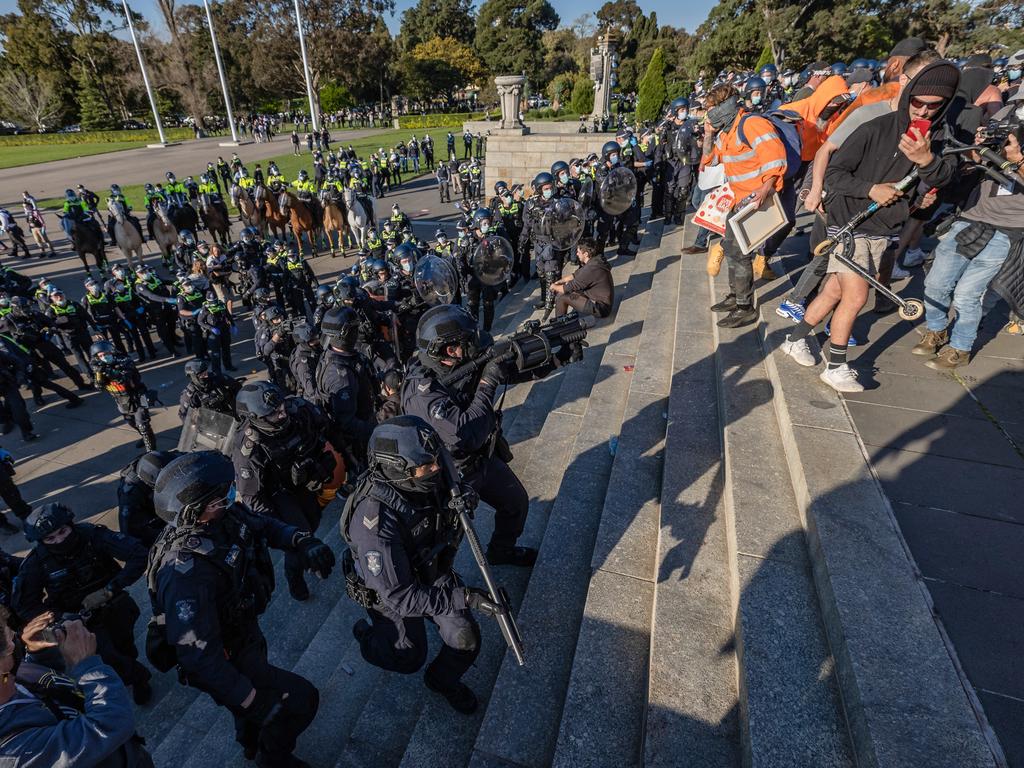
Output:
top-left (365, 551), bottom-right (382, 576)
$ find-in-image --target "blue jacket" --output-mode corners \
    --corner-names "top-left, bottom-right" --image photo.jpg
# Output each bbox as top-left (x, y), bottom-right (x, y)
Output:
top-left (0, 656), bottom-right (137, 766)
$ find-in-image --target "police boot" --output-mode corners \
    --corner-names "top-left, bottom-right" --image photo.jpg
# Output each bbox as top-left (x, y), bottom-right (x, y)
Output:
top-left (424, 670), bottom-right (478, 715)
top-left (533, 277), bottom-right (548, 310)
top-left (486, 544), bottom-right (538, 567)
top-left (288, 571), bottom-right (310, 602)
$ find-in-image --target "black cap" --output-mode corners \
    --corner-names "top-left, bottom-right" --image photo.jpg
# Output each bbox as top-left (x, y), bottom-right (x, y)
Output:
top-left (890, 37), bottom-right (927, 58)
top-left (846, 69), bottom-right (874, 85)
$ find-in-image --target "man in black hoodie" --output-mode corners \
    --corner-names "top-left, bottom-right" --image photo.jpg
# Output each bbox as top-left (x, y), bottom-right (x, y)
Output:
top-left (780, 60), bottom-right (961, 393)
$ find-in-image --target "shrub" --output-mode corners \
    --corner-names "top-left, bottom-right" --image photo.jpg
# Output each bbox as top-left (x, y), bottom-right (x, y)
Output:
top-left (396, 112), bottom-right (486, 129)
top-left (0, 127), bottom-right (194, 146)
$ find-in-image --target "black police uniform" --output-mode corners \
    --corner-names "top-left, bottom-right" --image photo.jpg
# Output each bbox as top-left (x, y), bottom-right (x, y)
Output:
top-left (314, 348), bottom-right (376, 462)
top-left (135, 274), bottom-right (181, 357)
top-left (178, 371), bottom-right (241, 421)
top-left (196, 300), bottom-right (235, 375)
top-left (0, 452), bottom-right (31, 522)
top-left (400, 358), bottom-right (528, 553)
top-left (289, 341), bottom-right (321, 403)
top-left (46, 299), bottom-right (96, 378)
top-left (343, 476), bottom-right (479, 692)
top-left (0, 549), bottom-right (21, 614)
top-left (0, 307), bottom-right (87, 390)
top-left (12, 523), bottom-right (151, 691)
top-left (118, 456), bottom-right (167, 548)
top-left (232, 398), bottom-right (333, 598)
top-left (662, 119), bottom-right (698, 225)
top-left (147, 506), bottom-right (319, 764)
top-left (93, 352), bottom-right (156, 451)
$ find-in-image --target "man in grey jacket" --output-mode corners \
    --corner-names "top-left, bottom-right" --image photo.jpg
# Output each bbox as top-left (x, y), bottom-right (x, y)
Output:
top-left (0, 608), bottom-right (149, 766)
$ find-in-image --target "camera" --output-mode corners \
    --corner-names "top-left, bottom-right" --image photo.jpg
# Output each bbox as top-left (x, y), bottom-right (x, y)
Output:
top-left (978, 117), bottom-right (1024, 149)
top-left (39, 613), bottom-right (87, 645)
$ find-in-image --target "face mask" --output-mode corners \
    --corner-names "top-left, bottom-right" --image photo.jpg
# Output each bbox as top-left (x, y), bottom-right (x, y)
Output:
top-left (542, 188), bottom-right (554, 200)
top-left (46, 527), bottom-right (83, 557)
top-left (1010, 69), bottom-right (1022, 81)
top-left (609, 154), bottom-right (619, 165)
top-left (405, 465), bottom-right (443, 494)
top-left (677, 109), bottom-right (688, 120)
top-left (751, 94), bottom-right (763, 106)
top-left (763, 74), bottom-right (775, 83)
top-left (558, 172), bottom-right (569, 184)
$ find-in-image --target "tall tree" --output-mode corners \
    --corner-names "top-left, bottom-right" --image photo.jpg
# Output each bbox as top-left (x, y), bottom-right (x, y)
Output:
top-left (570, 73), bottom-right (594, 113)
top-left (398, 0), bottom-right (475, 51)
top-left (475, 0), bottom-right (559, 87)
top-left (399, 35), bottom-right (485, 101)
top-left (153, 0), bottom-right (216, 127)
top-left (635, 46), bottom-right (666, 121)
top-left (0, 70), bottom-right (63, 130)
top-left (0, 1), bottom-right (77, 124)
top-left (595, 0), bottom-right (642, 35)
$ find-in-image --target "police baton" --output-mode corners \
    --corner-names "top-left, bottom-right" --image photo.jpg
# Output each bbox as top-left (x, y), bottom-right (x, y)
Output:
top-left (440, 449), bottom-right (525, 666)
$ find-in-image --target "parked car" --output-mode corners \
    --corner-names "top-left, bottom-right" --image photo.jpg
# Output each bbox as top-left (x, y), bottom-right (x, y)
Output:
top-left (57, 124), bottom-right (82, 133)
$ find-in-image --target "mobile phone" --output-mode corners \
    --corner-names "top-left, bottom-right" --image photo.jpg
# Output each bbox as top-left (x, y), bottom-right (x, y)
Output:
top-left (905, 119), bottom-right (931, 140)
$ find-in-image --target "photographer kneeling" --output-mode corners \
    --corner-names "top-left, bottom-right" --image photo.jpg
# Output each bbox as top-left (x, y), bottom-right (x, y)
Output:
top-left (550, 238), bottom-right (614, 319)
top-left (0, 609), bottom-right (152, 766)
top-left (915, 122), bottom-right (1024, 369)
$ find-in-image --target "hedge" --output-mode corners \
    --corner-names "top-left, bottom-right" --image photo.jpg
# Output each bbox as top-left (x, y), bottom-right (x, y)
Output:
top-left (0, 128), bottom-right (194, 146)
top-left (396, 112), bottom-right (486, 129)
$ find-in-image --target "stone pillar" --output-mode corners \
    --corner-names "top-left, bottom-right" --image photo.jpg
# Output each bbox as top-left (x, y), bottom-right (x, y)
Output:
top-left (495, 75), bottom-right (527, 132)
top-left (590, 30), bottom-right (619, 122)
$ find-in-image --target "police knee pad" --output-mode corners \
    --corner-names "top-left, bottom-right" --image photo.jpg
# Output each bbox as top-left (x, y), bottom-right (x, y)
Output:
top-left (449, 623), bottom-right (480, 654)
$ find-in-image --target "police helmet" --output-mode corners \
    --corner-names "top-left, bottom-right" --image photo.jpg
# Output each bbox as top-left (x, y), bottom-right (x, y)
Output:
top-left (292, 321), bottom-right (319, 345)
top-left (668, 97), bottom-right (690, 116)
top-left (744, 76), bottom-right (767, 95)
top-left (434, 228), bottom-right (448, 244)
top-left (760, 64), bottom-right (778, 80)
top-left (136, 450), bottom-right (181, 489)
top-left (416, 304), bottom-right (479, 363)
top-left (184, 359), bottom-right (210, 386)
top-left (145, 183), bottom-right (155, 193)
top-left (494, 181), bottom-right (509, 195)
top-left (601, 141), bottom-right (621, 161)
top-left (368, 415), bottom-right (446, 492)
top-left (110, 184), bottom-right (122, 196)
top-left (85, 278), bottom-right (102, 295)
top-left (235, 381), bottom-right (288, 433)
top-left (393, 241), bottom-right (421, 266)
top-left (263, 305), bottom-right (286, 325)
top-left (320, 306), bottom-right (360, 351)
top-left (180, 230), bottom-right (196, 247)
top-left (850, 58), bottom-right (870, 70)
top-left (333, 275), bottom-right (366, 306)
top-left (166, 172), bottom-right (176, 182)
top-left (64, 189), bottom-right (77, 202)
top-left (830, 62), bottom-right (848, 76)
top-left (153, 451), bottom-right (235, 526)
top-left (89, 340), bottom-right (116, 363)
top-left (252, 287), bottom-right (272, 307)
top-left (240, 227), bottom-right (256, 244)
top-left (472, 208), bottom-right (492, 231)
top-left (9, 296), bottom-right (30, 314)
top-left (532, 172), bottom-right (554, 192)
top-left (314, 284), bottom-right (334, 307)
top-left (369, 258), bottom-right (388, 274)
top-left (551, 160), bottom-right (570, 178)
top-left (51, 289), bottom-right (68, 307)
top-left (298, 169), bottom-right (309, 180)
top-left (23, 503), bottom-right (74, 542)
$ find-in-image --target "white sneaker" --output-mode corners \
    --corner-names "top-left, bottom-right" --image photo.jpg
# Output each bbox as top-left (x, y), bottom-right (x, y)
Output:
top-left (781, 336), bottom-right (816, 367)
top-left (902, 248), bottom-right (926, 268)
top-left (819, 364), bottom-right (864, 393)
top-left (890, 264), bottom-right (911, 280)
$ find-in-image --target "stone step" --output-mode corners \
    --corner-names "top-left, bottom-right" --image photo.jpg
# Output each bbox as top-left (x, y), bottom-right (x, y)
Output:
top-left (550, 231), bottom-right (680, 767)
top-left (358, 231), bottom-right (660, 768)
top-left (642, 249), bottom-right (741, 766)
top-left (150, 517), bottom-right (344, 767)
top-left (709, 268), bottom-right (853, 766)
top-left (468, 222), bottom-right (666, 768)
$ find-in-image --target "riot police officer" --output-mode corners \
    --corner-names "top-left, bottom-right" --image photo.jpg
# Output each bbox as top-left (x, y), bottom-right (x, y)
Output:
top-left (0, 447), bottom-right (30, 527)
top-left (232, 382), bottom-right (338, 602)
top-left (13, 503), bottom-right (151, 703)
top-left (134, 264), bottom-right (181, 357)
top-left (196, 292), bottom-right (236, 375)
top-left (289, 322), bottom-right (322, 402)
top-left (314, 307), bottom-right (376, 462)
top-left (659, 97), bottom-right (699, 225)
top-left (178, 358), bottom-right (241, 421)
top-left (464, 211), bottom-right (504, 332)
top-left (91, 341), bottom-right (157, 450)
top-left (333, 276), bottom-right (397, 375)
top-left (343, 416), bottom-right (503, 714)
top-left (118, 449), bottom-right (180, 547)
top-left (519, 171), bottom-right (563, 310)
top-left (595, 141), bottom-right (641, 259)
top-left (147, 451), bottom-right (333, 766)
top-left (401, 305), bottom-right (536, 567)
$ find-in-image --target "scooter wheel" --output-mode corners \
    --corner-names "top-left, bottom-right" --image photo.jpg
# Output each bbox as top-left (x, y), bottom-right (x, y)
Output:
top-left (898, 299), bottom-right (924, 321)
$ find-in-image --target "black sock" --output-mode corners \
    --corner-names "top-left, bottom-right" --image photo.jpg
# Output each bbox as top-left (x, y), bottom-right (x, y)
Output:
top-left (789, 320), bottom-right (814, 341)
top-left (827, 343), bottom-right (848, 369)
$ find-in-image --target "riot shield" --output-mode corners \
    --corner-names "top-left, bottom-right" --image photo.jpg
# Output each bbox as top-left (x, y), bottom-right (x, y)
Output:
top-left (177, 407), bottom-right (239, 455)
top-left (472, 235), bottom-right (514, 286)
top-left (598, 166), bottom-right (638, 216)
top-left (414, 254), bottom-right (460, 305)
top-left (540, 197), bottom-right (585, 250)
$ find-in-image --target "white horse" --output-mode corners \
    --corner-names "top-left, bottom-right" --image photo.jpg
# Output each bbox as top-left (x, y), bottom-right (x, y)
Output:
top-left (107, 198), bottom-right (144, 271)
top-left (152, 203), bottom-right (178, 267)
top-left (343, 186), bottom-right (368, 250)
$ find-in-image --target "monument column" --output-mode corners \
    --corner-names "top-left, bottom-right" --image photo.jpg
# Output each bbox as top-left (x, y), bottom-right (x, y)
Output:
top-left (590, 30), bottom-right (619, 121)
top-left (494, 75), bottom-right (528, 132)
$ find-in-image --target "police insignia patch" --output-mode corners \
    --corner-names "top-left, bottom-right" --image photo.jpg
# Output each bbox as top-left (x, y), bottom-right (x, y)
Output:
top-left (429, 401), bottom-right (446, 420)
top-left (366, 550), bottom-right (382, 576)
top-left (176, 599), bottom-right (197, 623)
top-left (185, 536), bottom-right (201, 549)
top-left (240, 468), bottom-right (251, 479)
top-left (417, 383), bottom-right (430, 392)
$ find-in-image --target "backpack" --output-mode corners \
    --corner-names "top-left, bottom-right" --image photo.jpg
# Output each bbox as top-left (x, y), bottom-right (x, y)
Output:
top-left (737, 109), bottom-right (803, 180)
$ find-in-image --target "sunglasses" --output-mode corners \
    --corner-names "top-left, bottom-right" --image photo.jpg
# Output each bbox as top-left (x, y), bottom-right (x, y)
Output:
top-left (909, 96), bottom-right (946, 111)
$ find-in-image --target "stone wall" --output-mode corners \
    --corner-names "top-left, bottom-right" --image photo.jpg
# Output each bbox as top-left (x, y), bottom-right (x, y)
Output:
top-left (480, 132), bottom-right (610, 193)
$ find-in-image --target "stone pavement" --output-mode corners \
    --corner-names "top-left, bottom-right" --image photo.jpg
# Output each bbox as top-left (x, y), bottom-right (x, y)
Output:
top-left (0, 128), bottom-right (388, 207)
top-left (761, 228), bottom-right (1024, 767)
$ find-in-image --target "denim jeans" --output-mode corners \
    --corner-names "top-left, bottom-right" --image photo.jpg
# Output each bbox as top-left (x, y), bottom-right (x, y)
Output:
top-left (690, 184), bottom-right (711, 249)
top-left (924, 219), bottom-right (1010, 352)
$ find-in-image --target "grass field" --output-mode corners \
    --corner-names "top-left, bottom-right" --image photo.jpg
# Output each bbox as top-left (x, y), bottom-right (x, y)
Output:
top-left (33, 128), bottom-right (461, 210)
top-left (0, 142), bottom-right (155, 169)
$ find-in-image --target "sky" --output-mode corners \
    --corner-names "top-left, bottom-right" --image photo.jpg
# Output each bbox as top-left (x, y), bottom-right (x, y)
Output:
top-left (0, 0), bottom-right (717, 39)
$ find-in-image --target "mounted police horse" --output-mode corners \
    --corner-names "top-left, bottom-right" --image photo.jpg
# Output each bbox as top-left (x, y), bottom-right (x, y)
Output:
top-left (234, 183), bottom-right (263, 231)
top-left (255, 184), bottom-right (287, 241)
top-left (60, 207), bottom-right (108, 275)
top-left (165, 199), bottom-right (199, 236)
top-left (277, 190), bottom-right (318, 257)
top-left (198, 192), bottom-right (232, 246)
top-left (152, 203), bottom-right (179, 268)
top-left (106, 198), bottom-right (144, 271)
top-left (342, 186), bottom-right (369, 250)
top-left (320, 186), bottom-right (349, 257)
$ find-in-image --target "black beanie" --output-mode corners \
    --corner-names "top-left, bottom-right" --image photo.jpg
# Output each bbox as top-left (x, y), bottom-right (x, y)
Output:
top-left (909, 63), bottom-right (960, 99)
top-left (890, 37), bottom-right (927, 58)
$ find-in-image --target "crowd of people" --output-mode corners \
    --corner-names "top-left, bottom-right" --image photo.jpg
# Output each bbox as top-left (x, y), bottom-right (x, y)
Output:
top-left (672, 44), bottom-right (1023, 390)
top-left (0, 109), bottom-right (639, 764)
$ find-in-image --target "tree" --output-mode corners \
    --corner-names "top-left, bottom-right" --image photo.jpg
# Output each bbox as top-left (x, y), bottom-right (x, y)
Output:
top-left (571, 74), bottom-right (594, 113)
top-left (76, 64), bottom-right (117, 129)
top-left (475, 0), bottom-right (559, 87)
top-left (153, 0), bottom-right (217, 127)
top-left (0, 70), bottom-right (63, 130)
top-left (635, 46), bottom-right (666, 122)
top-left (595, 0), bottom-right (642, 35)
top-left (320, 81), bottom-right (353, 111)
top-left (398, 0), bottom-right (475, 50)
top-left (398, 36), bottom-right (485, 101)
top-left (0, 1), bottom-right (77, 124)
top-left (547, 72), bottom-right (575, 110)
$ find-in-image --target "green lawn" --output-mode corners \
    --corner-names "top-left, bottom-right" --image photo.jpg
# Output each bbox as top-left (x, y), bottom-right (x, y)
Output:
top-left (0, 141), bottom-right (152, 169)
top-left (34, 128), bottom-right (457, 210)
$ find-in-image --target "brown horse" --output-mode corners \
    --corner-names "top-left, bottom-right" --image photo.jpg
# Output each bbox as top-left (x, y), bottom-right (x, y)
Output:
top-left (258, 185), bottom-right (289, 242)
top-left (199, 194), bottom-right (232, 246)
top-left (234, 185), bottom-right (263, 231)
top-left (277, 190), bottom-right (318, 257)
top-left (320, 189), bottom-right (349, 258)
